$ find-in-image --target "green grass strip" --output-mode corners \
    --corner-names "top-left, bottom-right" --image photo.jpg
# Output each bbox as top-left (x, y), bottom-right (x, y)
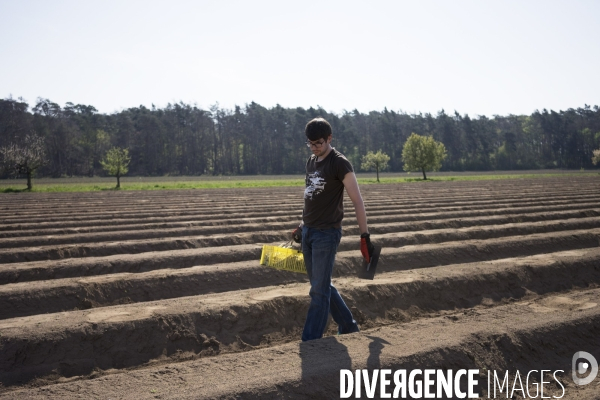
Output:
top-left (358, 173), bottom-right (594, 184)
top-left (0, 179), bottom-right (305, 193)
top-left (0, 172), bottom-right (595, 193)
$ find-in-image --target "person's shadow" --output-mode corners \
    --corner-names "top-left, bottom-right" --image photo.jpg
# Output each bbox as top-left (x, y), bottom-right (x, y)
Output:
top-left (299, 336), bottom-right (352, 397)
top-left (366, 335), bottom-right (391, 370)
top-left (297, 335), bottom-right (391, 398)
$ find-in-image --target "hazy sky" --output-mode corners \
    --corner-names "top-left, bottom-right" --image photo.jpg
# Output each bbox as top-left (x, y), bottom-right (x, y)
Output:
top-left (1, 0), bottom-right (599, 117)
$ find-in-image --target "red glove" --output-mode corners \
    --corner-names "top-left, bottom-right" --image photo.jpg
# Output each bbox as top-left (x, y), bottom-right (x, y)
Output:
top-left (292, 225), bottom-right (302, 244)
top-left (360, 232), bottom-right (374, 263)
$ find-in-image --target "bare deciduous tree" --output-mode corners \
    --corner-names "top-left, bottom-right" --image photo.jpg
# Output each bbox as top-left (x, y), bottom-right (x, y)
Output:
top-left (0, 134), bottom-right (47, 190)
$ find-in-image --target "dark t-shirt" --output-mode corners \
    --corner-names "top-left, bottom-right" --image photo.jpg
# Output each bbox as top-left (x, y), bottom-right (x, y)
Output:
top-left (302, 148), bottom-right (354, 229)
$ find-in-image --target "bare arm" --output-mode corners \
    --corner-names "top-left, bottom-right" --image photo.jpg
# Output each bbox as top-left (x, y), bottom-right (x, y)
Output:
top-left (342, 172), bottom-right (368, 235)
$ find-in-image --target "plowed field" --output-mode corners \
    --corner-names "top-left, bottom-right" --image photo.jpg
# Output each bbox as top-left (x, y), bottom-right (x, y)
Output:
top-left (1, 176), bottom-right (600, 399)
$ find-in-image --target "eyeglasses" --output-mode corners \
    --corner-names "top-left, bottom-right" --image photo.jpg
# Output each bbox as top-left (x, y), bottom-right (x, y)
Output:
top-left (305, 139), bottom-right (326, 148)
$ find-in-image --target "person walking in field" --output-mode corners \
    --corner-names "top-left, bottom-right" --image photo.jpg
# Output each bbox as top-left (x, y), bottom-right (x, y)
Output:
top-left (292, 117), bottom-right (375, 341)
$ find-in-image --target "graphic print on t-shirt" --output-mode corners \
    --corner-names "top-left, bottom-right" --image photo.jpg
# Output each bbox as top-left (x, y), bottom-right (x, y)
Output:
top-left (304, 170), bottom-right (326, 200)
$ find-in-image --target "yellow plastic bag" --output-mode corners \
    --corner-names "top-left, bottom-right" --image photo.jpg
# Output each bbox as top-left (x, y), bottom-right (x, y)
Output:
top-left (260, 244), bottom-right (306, 274)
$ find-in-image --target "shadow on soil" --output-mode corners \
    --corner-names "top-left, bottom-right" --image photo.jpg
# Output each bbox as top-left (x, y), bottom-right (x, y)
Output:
top-left (0, 188), bottom-right (29, 193)
top-left (300, 337), bottom-right (352, 394)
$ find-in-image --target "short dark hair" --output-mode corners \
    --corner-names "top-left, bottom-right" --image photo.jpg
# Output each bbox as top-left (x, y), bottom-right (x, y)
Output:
top-left (305, 117), bottom-right (332, 141)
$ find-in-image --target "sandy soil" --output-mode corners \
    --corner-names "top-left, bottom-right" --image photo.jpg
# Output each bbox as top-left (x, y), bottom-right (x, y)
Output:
top-left (0, 177), bottom-right (599, 399)
top-left (3, 288), bottom-right (600, 399)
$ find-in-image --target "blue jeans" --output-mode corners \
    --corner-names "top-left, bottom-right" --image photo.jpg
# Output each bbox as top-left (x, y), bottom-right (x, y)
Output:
top-left (301, 226), bottom-right (359, 341)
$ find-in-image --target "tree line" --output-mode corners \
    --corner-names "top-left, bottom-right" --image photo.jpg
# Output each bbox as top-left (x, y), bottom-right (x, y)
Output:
top-left (1, 97), bottom-right (599, 179)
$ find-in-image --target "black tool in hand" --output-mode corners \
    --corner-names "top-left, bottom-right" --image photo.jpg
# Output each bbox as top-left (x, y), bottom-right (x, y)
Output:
top-left (359, 232), bottom-right (381, 280)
